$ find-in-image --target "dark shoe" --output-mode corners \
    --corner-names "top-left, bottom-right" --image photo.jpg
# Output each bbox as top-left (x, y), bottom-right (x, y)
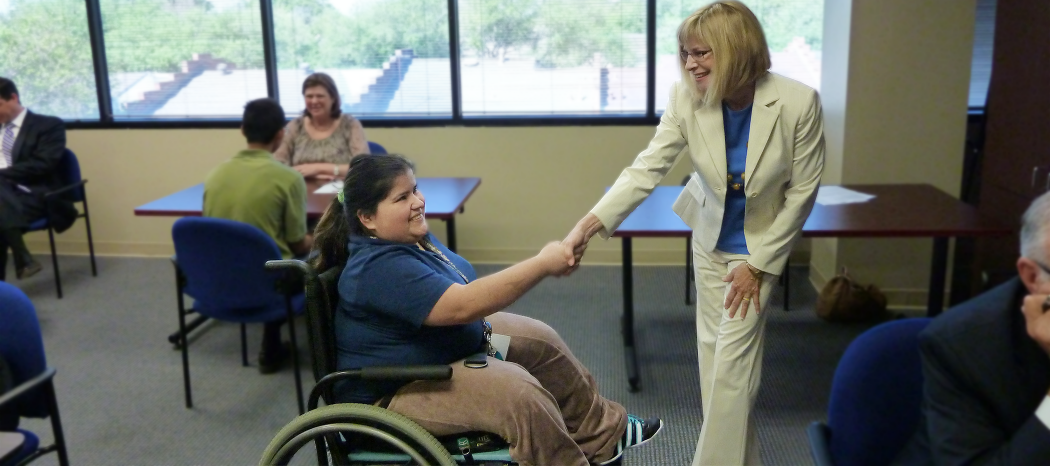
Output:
top-left (598, 415), bottom-right (663, 465)
top-left (16, 261), bottom-right (42, 280)
top-left (258, 341), bottom-right (293, 374)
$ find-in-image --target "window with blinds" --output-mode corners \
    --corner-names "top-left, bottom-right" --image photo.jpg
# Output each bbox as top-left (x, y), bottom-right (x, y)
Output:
top-left (5, 0), bottom-right (995, 123)
top-left (458, 0), bottom-right (647, 117)
top-left (656, 0), bottom-right (823, 113)
top-left (100, 0), bottom-right (268, 120)
top-left (970, 0), bottom-right (995, 108)
top-left (273, 0), bottom-right (452, 118)
top-left (0, 0), bottom-right (100, 120)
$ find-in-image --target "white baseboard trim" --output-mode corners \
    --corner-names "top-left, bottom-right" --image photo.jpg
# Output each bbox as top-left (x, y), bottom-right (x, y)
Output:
top-left (26, 239), bottom-right (174, 258)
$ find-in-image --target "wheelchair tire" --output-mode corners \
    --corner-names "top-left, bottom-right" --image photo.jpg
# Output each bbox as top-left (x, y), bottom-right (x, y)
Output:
top-left (259, 403), bottom-right (456, 466)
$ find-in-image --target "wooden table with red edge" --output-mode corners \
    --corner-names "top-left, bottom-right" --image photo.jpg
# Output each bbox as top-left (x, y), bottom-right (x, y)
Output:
top-left (134, 177), bottom-right (482, 252)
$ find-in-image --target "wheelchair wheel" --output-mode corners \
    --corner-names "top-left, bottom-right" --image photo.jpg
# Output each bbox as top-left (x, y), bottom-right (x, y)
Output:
top-left (259, 403), bottom-right (456, 466)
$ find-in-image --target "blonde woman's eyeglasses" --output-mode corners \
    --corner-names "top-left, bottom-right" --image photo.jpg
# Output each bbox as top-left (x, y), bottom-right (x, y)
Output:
top-left (679, 49), bottom-right (713, 62)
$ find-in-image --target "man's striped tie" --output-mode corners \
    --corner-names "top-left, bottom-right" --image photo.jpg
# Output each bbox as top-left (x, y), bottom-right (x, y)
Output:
top-left (1, 123), bottom-right (14, 167)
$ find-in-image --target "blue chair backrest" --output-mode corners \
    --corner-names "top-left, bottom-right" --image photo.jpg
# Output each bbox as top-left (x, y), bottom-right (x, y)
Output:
top-left (367, 141), bottom-right (388, 155)
top-left (172, 217), bottom-right (286, 315)
top-left (827, 317), bottom-right (932, 466)
top-left (0, 282), bottom-right (49, 418)
top-left (59, 149), bottom-right (85, 202)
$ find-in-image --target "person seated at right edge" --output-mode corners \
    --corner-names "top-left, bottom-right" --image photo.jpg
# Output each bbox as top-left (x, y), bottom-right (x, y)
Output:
top-left (895, 191), bottom-right (1050, 464)
top-left (309, 154), bottom-right (663, 466)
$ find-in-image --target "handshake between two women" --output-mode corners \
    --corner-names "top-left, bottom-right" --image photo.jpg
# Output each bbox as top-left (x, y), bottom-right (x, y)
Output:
top-left (534, 212), bottom-right (606, 278)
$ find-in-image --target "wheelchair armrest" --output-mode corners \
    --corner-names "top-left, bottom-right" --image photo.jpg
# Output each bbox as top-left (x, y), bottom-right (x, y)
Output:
top-left (309, 365), bottom-right (453, 410)
top-left (42, 180), bottom-right (87, 199)
top-left (266, 259), bottom-right (315, 294)
top-left (0, 367), bottom-right (56, 408)
top-left (266, 259), bottom-right (315, 280)
top-left (806, 421), bottom-right (834, 466)
top-left (360, 366), bottom-right (453, 381)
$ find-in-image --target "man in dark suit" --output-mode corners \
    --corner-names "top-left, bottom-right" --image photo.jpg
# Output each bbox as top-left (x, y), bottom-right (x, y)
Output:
top-left (0, 77), bottom-right (75, 281)
top-left (897, 192), bottom-right (1050, 464)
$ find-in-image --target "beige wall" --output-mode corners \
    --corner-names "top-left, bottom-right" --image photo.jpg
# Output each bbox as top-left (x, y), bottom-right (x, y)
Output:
top-left (812, 0), bottom-right (976, 309)
top-left (34, 0), bottom-right (977, 310)
top-left (48, 126), bottom-right (696, 264)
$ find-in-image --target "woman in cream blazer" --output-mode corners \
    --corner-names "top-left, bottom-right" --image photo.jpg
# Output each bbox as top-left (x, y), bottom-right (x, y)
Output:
top-left (564, 2), bottom-right (824, 464)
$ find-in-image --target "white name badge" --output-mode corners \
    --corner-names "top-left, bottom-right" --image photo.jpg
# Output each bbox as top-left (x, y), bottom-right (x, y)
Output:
top-left (490, 333), bottom-right (511, 360)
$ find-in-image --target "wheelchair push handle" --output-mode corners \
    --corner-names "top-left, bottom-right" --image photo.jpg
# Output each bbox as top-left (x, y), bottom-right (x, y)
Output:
top-left (265, 259), bottom-right (312, 276)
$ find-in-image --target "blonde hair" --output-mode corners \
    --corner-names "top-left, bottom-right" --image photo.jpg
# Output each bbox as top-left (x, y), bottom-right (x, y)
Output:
top-left (677, 1), bottom-right (771, 106)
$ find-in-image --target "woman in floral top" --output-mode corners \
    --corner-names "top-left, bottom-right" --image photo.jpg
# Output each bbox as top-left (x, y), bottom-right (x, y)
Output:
top-left (274, 72), bottom-right (370, 181)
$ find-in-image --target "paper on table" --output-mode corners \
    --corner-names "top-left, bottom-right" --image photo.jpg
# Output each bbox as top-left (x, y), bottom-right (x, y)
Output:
top-left (815, 186), bottom-right (876, 206)
top-left (314, 181), bottom-right (344, 194)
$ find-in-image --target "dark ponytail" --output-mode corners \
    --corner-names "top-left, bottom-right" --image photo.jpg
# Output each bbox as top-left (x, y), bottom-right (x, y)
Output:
top-left (310, 197), bottom-right (350, 272)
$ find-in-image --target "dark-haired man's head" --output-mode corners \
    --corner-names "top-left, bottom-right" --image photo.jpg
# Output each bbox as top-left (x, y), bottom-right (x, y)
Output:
top-left (241, 98), bottom-right (286, 150)
top-left (0, 77), bottom-right (25, 124)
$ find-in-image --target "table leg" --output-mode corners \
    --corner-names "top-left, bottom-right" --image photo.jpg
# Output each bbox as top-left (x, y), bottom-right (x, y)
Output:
top-left (927, 237), bottom-right (949, 317)
top-left (685, 238), bottom-right (693, 305)
top-left (622, 237), bottom-right (640, 392)
top-left (446, 217), bottom-right (457, 253)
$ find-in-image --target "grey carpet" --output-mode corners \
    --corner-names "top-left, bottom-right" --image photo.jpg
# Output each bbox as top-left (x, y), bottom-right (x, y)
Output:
top-left (8, 256), bottom-right (878, 465)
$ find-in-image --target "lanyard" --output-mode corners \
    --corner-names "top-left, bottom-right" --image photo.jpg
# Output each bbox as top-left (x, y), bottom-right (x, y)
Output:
top-left (419, 239), bottom-right (470, 284)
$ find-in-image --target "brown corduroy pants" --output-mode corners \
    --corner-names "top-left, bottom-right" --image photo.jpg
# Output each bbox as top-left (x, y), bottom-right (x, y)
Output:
top-left (385, 312), bottom-right (628, 466)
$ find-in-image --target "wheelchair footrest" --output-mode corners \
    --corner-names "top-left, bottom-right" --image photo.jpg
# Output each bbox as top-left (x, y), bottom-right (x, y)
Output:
top-left (347, 430), bottom-right (512, 464)
top-left (347, 447), bottom-right (513, 464)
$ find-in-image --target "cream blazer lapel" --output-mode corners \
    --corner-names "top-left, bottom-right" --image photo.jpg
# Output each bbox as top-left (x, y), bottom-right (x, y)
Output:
top-left (693, 101), bottom-right (726, 188)
top-left (745, 78), bottom-right (781, 188)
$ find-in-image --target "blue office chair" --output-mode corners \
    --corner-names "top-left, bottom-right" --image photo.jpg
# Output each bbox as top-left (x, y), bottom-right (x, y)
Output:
top-left (172, 217), bottom-right (306, 414)
top-left (25, 148), bottom-right (98, 299)
top-left (367, 141), bottom-right (388, 155)
top-left (807, 317), bottom-right (932, 466)
top-left (0, 282), bottom-right (69, 466)
top-left (260, 260), bottom-right (514, 466)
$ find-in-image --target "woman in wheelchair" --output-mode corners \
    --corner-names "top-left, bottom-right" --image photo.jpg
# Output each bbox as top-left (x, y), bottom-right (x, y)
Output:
top-left (309, 154), bottom-right (662, 466)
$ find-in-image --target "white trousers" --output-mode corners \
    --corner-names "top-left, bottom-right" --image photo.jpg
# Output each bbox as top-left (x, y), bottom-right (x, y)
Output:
top-left (691, 239), bottom-right (777, 466)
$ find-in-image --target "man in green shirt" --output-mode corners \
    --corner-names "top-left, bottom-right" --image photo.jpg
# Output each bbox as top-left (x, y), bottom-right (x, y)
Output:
top-left (204, 98), bottom-right (312, 373)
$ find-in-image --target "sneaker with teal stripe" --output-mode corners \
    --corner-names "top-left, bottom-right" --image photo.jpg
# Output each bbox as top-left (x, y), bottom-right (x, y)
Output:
top-left (598, 414), bottom-right (663, 465)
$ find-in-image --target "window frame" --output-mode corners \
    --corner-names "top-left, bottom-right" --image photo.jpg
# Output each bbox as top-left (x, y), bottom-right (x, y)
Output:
top-left (60, 0), bottom-right (839, 129)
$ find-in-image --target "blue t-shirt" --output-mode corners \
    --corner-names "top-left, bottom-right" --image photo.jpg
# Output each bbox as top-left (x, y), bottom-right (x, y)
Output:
top-left (715, 102), bottom-right (753, 254)
top-left (335, 233), bottom-right (484, 403)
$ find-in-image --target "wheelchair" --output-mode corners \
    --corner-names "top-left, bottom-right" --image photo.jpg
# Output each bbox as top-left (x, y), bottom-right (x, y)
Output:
top-left (260, 260), bottom-right (515, 466)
